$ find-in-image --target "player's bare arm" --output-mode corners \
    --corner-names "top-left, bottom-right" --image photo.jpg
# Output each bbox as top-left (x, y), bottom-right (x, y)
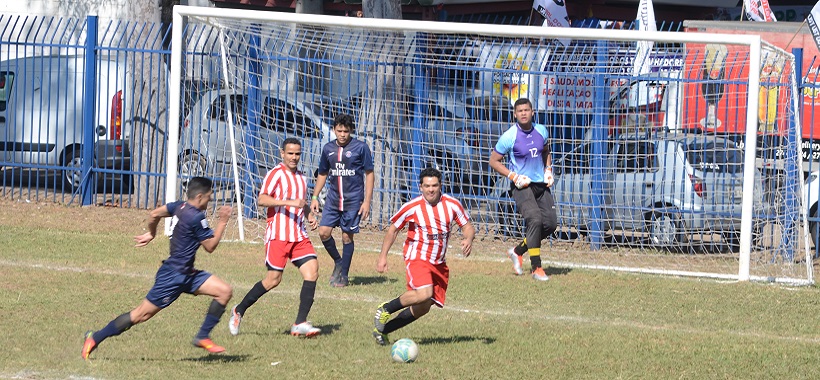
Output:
top-left (305, 203), bottom-right (319, 230)
top-left (310, 172), bottom-right (328, 214)
top-left (460, 221), bottom-right (476, 257)
top-left (259, 193), bottom-right (306, 209)
top-left (377, 224), bottom-right (400, 273)
top-left (360, 170), bottom-right (375, 220)
top-left (488, 150), bottom-right (510, 178)
top-left (134, 205), bottom-right (171, 247)
top-left (201, 205), bottom-right (232, 253)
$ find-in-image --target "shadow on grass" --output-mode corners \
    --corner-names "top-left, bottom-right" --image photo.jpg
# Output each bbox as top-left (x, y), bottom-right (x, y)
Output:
top-left (181, 354), bottom-right (251, 363)
top-left (278, 323), bottom-right (342, 336)
top-left (416, 335), bottom-right (495, 345)
top-left (349, 276), bottom-right (396, 286)
top-left (545, 266), bottom-right (572, 276)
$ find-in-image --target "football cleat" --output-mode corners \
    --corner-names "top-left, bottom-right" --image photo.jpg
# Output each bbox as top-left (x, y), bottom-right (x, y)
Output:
top-left (531, 267), bottom-right (549, 281)
top-left (81, 331), bottom-right (97, 360)
top-left (508, 247), bottom-right (524, 276)
top-left (290, 321), bottom-right (321, 337)
top-left (372, 328), bottom-right (389, 346)
top-left (192, 337), bottom-right (225, 354)
top-left (329, 263), bottom-right (343, 286)
top-left (374, 302), bottom-right (390, 333)
top-left (331, 274), bottom-right (349, 288)
top-left (228, 305), bottom-right (242, 336)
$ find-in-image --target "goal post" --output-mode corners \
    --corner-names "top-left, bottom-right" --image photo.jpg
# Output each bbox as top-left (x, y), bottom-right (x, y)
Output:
top-left (168, 5), bottom-right (811, 284)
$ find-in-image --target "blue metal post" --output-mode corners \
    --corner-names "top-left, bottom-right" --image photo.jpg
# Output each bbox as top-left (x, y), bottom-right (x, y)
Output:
top-left (781, 48), bottom-right (803, 260)
top-left (243, 27), bottom-right (262, 219)
top-left (588, 40), bottom-right (611, 250)
top-left (81, 15), bottom-right (98, 205)
top-left (410, 33), bottom-right (429, 194)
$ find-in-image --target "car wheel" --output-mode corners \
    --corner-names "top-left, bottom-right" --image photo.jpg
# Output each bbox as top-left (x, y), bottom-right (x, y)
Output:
top-left (179, 153), bottom-right (206, 191)
top-left (648, 211), bottom-right (688, 252)
top-left (62, 147), bottom-right (83, 192)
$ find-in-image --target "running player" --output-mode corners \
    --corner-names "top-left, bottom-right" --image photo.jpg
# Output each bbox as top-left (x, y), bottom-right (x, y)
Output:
top-left (488, 97), bottom-right (558, 281)
top-left (82, 176), bottom-right (233, 359)
top-left (228, 137), bottom-right (322, 337)
top-left (371, 167), bottom-right (475, 345)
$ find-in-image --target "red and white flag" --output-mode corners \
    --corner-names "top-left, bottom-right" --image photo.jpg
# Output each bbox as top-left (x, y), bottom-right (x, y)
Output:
top-left (807, 1), bottom-right (820, 53)
top-left (743, 0), bottom-right (777, 22)
top-left (533, 0), bottom-right (571, 46)
top-left (632, 0), bottom-right (657, 76)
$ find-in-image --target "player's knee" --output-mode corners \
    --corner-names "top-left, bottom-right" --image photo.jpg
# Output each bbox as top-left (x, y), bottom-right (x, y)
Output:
top-left (318, 230), bottom-right (332, 241)
top-left (412, 300), bottom-right (433, 317)
top-left (341, 234), bottom-right (353, 244)
top-left (262, 275), bottom-right (281, 290)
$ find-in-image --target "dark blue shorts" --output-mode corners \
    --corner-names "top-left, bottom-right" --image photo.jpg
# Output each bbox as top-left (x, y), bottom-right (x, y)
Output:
top-left (145, 263), bottom-right (212, 309)
top-left (320, 207), bottom-right (362, 233)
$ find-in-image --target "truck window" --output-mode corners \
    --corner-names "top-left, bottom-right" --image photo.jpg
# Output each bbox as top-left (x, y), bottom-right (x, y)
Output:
top-left (0, 72), bottom-right (13, 112)
top-left (684, 139), bottom-right (743, 174)
top-left (209, 94), bottom-right (246, 122)
top-left (616, 141), bottom-right (656, 172)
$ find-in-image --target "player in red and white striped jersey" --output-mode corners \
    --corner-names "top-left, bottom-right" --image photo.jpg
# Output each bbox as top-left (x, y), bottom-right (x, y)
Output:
top-left (371, 167), bottom-right (475, 345)
top-left (229, 138), bottom-right (323, 337)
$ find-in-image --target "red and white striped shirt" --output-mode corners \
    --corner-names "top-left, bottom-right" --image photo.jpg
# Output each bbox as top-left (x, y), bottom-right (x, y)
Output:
top-left (390, 194), bottom-right (470, 265)
top-left (260, 163), bottom-right (309, 243)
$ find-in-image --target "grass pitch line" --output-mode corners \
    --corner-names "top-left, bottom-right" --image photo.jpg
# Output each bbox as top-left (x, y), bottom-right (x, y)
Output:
top-left (4, 257), bottom-right (820, 345)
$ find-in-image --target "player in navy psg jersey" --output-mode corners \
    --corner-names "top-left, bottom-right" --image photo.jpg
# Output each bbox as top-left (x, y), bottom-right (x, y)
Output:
top-left (310, 113), bottom-right (374, 287)
top-left (82, 177), bottom-right (233, 359)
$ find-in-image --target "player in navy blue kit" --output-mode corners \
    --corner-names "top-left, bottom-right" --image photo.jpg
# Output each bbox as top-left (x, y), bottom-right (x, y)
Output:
top-left (489, 98), bottom-right (557, 281)
top-left (310, 113), bottom-right (374, 287)
top-left (82, 177), bottom-right (234, 359)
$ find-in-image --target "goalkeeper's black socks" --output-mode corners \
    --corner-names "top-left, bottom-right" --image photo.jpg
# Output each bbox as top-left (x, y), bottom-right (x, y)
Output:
top-left (513, 240), bottom-right (528, 256)
top-left (530, 255), bottom-right (543, 273)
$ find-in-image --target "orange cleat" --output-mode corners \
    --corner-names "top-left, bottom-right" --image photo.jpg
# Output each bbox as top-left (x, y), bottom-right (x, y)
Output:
top-left (192, 338), bottom-right (225, 354)
top-left (81, 331), bottom-right (97, 360)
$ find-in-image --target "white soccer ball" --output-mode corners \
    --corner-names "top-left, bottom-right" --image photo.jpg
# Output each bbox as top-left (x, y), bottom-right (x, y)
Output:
top-left (390, 338), bottom-right (419, 363)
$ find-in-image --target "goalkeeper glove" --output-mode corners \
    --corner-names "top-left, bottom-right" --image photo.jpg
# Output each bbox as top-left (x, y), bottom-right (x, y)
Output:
top-left (508, 172), bottom-right (531, 189)
top-left (544, 165), bottom-right (554, 187)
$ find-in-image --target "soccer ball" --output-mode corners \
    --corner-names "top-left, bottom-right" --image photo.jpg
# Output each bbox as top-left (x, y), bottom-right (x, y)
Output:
top-left (390, 338), bottom-right (419, 363)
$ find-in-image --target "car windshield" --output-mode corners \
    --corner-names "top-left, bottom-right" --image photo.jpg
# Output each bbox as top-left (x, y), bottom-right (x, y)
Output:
top-left (465, 96), bottom-right (513, 123)
top-left (683, 139), bottom-right (743, 174)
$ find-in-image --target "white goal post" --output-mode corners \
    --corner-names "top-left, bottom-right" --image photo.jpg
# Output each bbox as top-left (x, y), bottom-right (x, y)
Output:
top-left (168, 5), bottom-right (811, 285)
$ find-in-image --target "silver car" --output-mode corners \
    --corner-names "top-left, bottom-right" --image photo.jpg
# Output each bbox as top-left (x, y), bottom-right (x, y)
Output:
top-left (494, 133), bottom-right (767, 251)
top-left (179, 89), bottom-right (335, 190)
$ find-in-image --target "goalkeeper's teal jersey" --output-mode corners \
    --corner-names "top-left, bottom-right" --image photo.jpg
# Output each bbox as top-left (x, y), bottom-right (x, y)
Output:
top-left (493, 123), bottom-right (549, 183)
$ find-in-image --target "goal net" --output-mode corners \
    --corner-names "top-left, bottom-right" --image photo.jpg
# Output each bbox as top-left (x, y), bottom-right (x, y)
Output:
top-left (168, 6), bottom-right (811, 284)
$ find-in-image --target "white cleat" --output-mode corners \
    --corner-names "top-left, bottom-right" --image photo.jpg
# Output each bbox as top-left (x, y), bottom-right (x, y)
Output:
top-left (228, 305), bottom-right (242, 336)
top-left (290, 321), bottom-right (321, 337)
top-left (508, 247), bottom-right (524, 276)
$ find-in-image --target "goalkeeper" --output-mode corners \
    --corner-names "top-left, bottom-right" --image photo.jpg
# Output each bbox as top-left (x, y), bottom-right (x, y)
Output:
top-left (488, 98), bottom-right (557, 281)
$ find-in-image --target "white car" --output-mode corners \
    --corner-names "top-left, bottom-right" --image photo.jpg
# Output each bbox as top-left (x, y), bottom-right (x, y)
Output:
top-left (180, 89), bottom-right (335, 185)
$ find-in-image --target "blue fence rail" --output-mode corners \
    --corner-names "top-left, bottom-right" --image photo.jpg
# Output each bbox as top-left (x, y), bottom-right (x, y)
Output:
top-left (1, 13), bottom-right (818, 258)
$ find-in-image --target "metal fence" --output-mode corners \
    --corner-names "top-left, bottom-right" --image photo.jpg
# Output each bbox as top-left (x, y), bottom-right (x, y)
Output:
top-left (2, 13), bottom-right (820, 259)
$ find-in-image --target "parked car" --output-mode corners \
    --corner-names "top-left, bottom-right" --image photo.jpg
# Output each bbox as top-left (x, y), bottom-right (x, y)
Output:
top-left (179, 89), bottom-right (335, 202)
top-left (416, 86), bottom-right (513, 197)
top-left (494, 133), bottom-right (768, 251)
top-left (0, 55), bottom-right (132, 190)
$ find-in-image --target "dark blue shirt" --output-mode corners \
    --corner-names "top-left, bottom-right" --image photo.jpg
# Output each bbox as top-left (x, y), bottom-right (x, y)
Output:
top-left (317, 138), bottom-right (374, 211)
top-left (163, 201), bottom-right (214, 274)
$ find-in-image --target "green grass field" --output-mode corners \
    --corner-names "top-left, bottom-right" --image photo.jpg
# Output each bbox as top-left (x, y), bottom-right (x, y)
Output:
top-left (1, 199), bottom-right (820, 379)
